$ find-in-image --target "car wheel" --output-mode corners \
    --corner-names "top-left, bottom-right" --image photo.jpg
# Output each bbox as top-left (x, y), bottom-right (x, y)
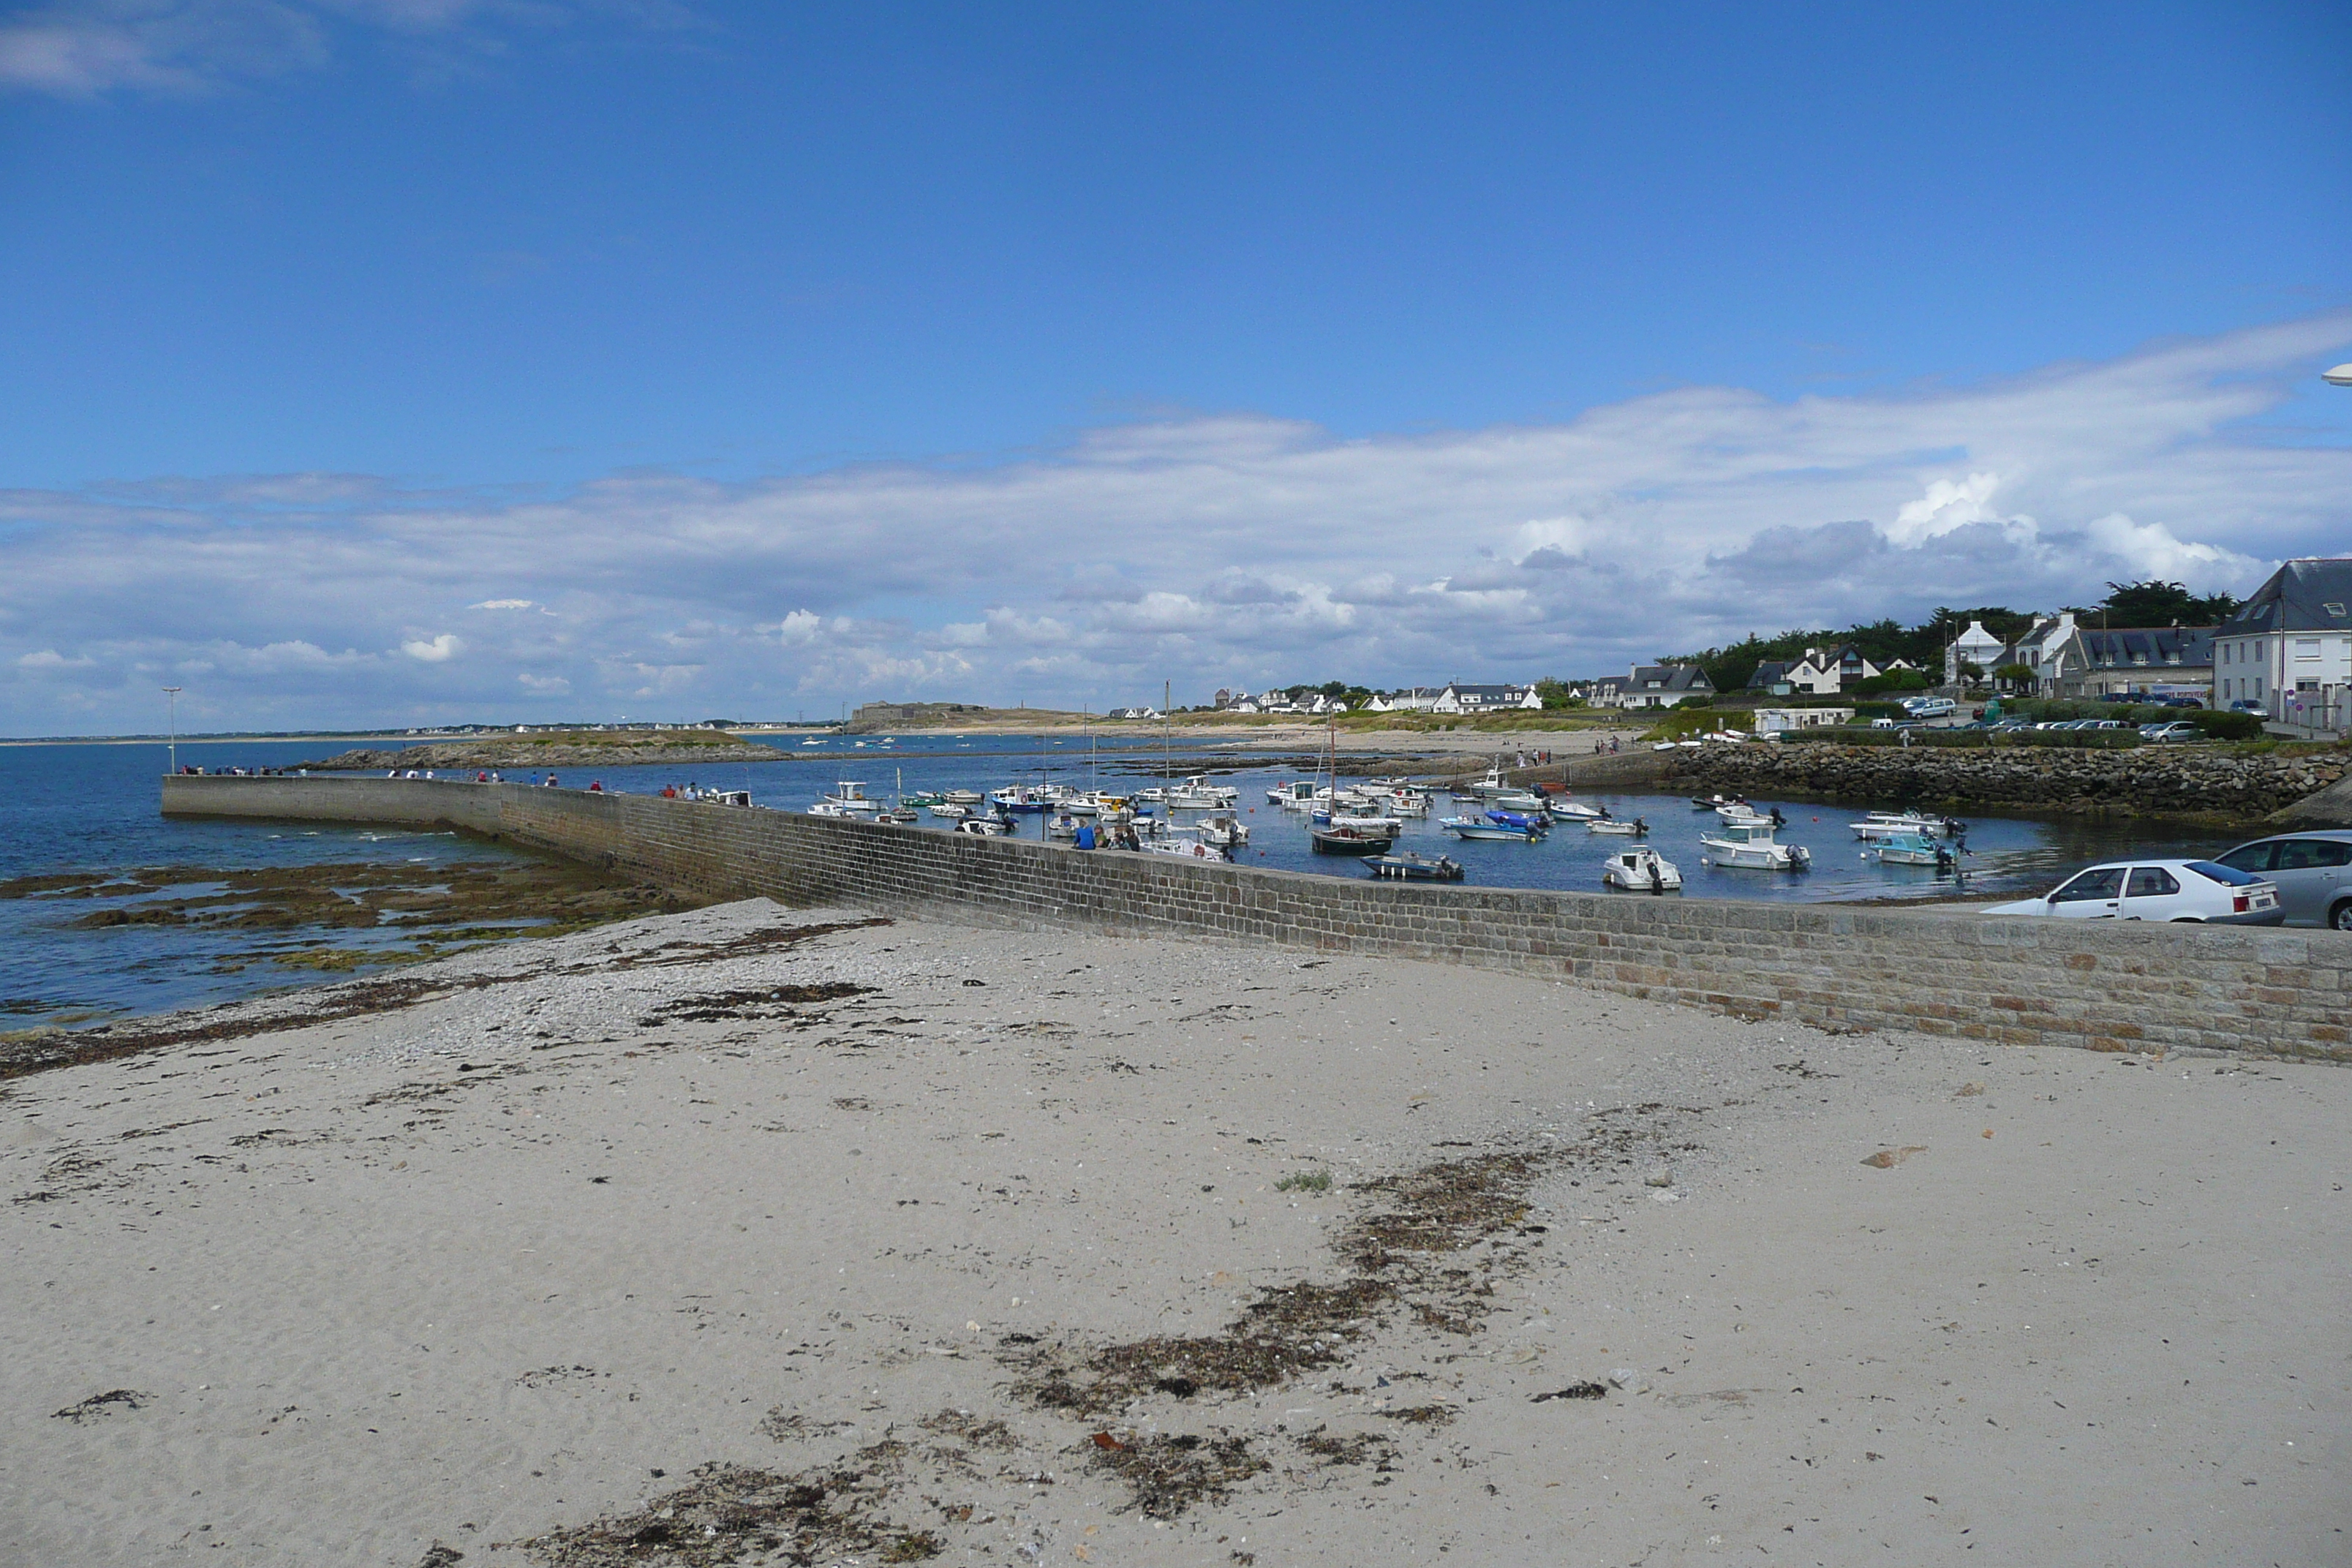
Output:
top-left (2332, 901), bottom-right (2352, 933)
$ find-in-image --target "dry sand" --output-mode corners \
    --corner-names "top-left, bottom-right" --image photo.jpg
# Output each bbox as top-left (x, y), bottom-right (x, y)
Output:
top-left (3, 901), bottom-right (2345, 1567)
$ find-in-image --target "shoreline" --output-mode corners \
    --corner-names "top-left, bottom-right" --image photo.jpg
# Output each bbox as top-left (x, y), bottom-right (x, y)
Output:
top-left (4, 900), bottom-right (2342, 1566)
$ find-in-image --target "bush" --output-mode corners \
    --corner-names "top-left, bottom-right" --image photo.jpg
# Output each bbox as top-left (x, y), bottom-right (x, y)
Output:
top-left (2184, 709), bottom-right (2263, 741)
top-left (1850, 671), bottom-right (1931, 696)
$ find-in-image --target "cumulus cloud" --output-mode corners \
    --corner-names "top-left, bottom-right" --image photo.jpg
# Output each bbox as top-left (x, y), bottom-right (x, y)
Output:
top-left (399, 633), bottom-right (462, 661)
top-left (2, 311), bottom-right (2348, 732)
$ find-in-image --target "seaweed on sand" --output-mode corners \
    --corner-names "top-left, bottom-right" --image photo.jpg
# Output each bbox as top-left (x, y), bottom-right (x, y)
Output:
top-left (1082, 1431), bottom-right (1268, 1519)
top-left (513, 1454), bottom-right (940, 1567)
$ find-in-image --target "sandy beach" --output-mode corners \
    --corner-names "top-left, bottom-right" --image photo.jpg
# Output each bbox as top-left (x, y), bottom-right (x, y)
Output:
top-left (4, 900), bottom-right (2345, 1567)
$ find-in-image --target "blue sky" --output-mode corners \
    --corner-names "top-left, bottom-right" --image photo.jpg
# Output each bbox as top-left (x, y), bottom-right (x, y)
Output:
top-left (3, 1), bottom-right (2350, 733)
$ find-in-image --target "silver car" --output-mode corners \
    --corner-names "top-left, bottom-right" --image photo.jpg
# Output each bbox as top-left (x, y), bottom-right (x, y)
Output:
top-left (2214, 832), bottom-right (2352, 930)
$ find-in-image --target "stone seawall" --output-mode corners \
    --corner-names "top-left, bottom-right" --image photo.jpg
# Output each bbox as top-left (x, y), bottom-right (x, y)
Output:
top-left (1668, 742), bottom-right (2348, 821)
top-left (161, 774), bottom-right (2352, 1063)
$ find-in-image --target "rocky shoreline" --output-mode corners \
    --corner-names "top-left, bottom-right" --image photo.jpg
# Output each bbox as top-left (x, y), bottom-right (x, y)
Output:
top-left (1667, 740), bottom-right (2350, 823)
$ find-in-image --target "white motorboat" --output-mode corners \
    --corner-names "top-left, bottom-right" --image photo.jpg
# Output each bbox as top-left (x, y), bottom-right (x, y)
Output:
top-left (1716, 802), bottom-right (1784, 827)
top-left (1194, 812), bottom-right (1251, 848)
top-left (820, 781), bottom-right (878, 814)
top-left (1849, 811), bottom-right (1964, 840)
top-left (1587, 815), bottom-right (1648, 836)
top-left (942, 788), bottom-right (984, 806)
top-left (955, 815), bottom-right (1013, 836)
top-left (1547, 799), bottom-right (1605, 821)
top-left (1267, 780), bottom-right (1323, 810)
top-left (1442, 815), bottom-right (1544, 842)
top-left (1490, 789), bottom-right (1553, 813)
top-left (928, 801), bottom-right (973, 820)
top-left (1166, 775), bottom-right (1241, 809)
top-left (1045, 810), bottom-right (1082, 840)
top-left (1699, 819), bottom-right (1812, 870)
top-left (807, 801), bottom-right (860, 818)
top-left (1142, 826), bottom-right (1232, 862)
top-left (1602, 847), bottom-right (1682, 891)
top-left (1874, 832), bottom-right (1956, 869)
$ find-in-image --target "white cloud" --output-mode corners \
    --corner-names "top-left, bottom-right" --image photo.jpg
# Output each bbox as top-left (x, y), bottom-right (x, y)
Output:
top-left (400, 633), bottom-right (462, 662)
top-left (15, 648), bottom-right (94, 670)
top-left (2, 310), bottom-right (2348, 732)
top-left (516, 671), bottom-right (570, 696)
top-left (470, 598), bottom-right (536, 611)
top-left (0, 1), bottom-right (687, 99)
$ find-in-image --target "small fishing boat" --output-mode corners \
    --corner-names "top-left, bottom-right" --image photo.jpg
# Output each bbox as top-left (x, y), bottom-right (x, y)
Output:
top-left (1044, 811), bottom-right (1082, 840)
top-left (991, 785), bottom-right (1052, 813)
top-left (955, 814), bottom-right (1014, 836)
top-left (1850, 811), bottom-right (1967, 841)
top-left (819, 781), bottom-right (878, 814)
top-left (1365, 852), bottom-right (1465, 881)
top-left (1142, 827), bottom-right (1233, 862)
top-left (901, 790), bottom-right (947, 808)
top-left (1485, 808), bottom-right (1550, 834)
top-left (1195, 812), bottom-right (1251, 848)
top-left (1602, 847), bottom-right (1682, 892)
top-left (942, 788), bottom-right (984, 806)
top-left (1692, 794), bottom-right (1746, 811)
top-left (806, 801), bottom-right (860, 818)
top-left (928, 800), bottom-right (973, 820)
top-left (1443, 815), bottom-right (1545, 842)
top-left (1267, 780), bottom-right (1322, 809)
top-left (1489, 789), bottom-right (1553, 813)
top-left (1547, 799), bottom-right (1605, 821)
top-left (1588, 815), bottom-right (1648, 836)
top-left (1874, 831), bottom-right (1957, 870)
top-left (1310, 822), bottom-right (1395, 854)
top-left (1698, 819), bottom-right (1812, 870)
top-left (1716, 802), bottom-right (1785, 827)
top-left (1166, 775), bottom-right (1241, 809)
top-left (874, 807), bottom-right (919, 824)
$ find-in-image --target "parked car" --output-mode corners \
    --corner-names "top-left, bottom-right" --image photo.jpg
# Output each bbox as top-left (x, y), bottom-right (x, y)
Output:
top-left (1901, 696), bottom-right (1959, 719)
top-left (2228, 698), bottom-right (2265, 714)
top-left (2157, 696), bottom-right (2205, 709)
top-left (1982, 859), bottom-right (2284, 924)
top-left (2212, 832), bottom-right (2352, 929)
top-left (2137, 721), bottom-right (2201, 743)
top-left (2096, 692), bottom-right (2137, 703)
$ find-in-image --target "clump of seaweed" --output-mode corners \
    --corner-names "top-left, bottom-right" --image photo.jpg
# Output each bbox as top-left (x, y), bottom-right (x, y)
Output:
top-left (1294, 1428), bottom-right (1397, 1468)
top-left (919, 1409), bottom-right (1018, 1451)
top-left (513, 1452), bottom-right (939, 1567)
top-left (1082, 1431), bottom-right (1267, 1519)
top-left (52, 1389), bottom-right (151, 1422)
top-left (639, 982), bottom-right (874, 1025)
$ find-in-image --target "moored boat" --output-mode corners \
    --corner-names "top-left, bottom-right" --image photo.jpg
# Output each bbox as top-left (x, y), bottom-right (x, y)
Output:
top-left (1310, 822), bottom-right (1395, 854)
top-left (1602, 846), bottom-right (1682, 891)
top-left (1874, 831), bottom-right (1957, 869)
top-left (1698, 819), bottom-right (1811, 870)
top-left (1442, 815), bottom-right (1545, 842)
top-left (1588, 815), bottom-right (1648, 836)
top-left (1365, 852), bottom-right (1465, 881)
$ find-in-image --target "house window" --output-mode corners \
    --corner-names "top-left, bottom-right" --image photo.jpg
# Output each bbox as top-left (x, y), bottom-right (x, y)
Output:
top-left (2296, 639), bottom-right (2321, 661)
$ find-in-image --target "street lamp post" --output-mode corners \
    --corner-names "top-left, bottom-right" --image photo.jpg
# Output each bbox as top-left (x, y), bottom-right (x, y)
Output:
top-left (162, 687), bottom-right (181, 774)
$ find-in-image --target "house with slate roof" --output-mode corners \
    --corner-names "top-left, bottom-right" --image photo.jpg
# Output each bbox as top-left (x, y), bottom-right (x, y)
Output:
top-left (2216, 557), bottom-right (2352, 732)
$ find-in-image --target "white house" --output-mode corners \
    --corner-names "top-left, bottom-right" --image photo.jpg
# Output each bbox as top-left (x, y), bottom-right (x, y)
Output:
top-left (1362, 687), bottom-right (1444, 713)
top-left (2215, 557), bottom-right (2352, 732)
top-left (1598, 664), bottom-right (1714, 709)
top-left (1752, 706), bottom-right (1853, 735)
top-left (1944, 620), bottom-right (2006, 685)
top-left (1429, 682), bottom-right (1543, 715)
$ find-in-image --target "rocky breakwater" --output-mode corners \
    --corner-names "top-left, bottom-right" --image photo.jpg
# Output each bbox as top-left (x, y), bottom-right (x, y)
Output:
top-left (1669, 741), bottom-right (2351, 822)
top-left (297, 729), bottom-right (783, 771)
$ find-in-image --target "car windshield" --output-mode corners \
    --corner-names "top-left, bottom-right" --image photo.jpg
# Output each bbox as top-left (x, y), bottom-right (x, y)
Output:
top-left (2185, 860), bottom-right (2263, 887)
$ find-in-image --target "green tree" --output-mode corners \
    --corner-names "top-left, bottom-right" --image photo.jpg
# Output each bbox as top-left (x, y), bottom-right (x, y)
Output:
top-left (1534, 678), bottom-right (1583, 709)
top-left (2097, 579), bottom-right (2240, 625)
top-left (1993, 663), bottom-right (2038, 690)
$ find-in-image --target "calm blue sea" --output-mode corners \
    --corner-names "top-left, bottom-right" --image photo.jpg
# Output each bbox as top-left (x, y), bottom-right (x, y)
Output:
top-left (0, 732), bottom-right (2228, 1028)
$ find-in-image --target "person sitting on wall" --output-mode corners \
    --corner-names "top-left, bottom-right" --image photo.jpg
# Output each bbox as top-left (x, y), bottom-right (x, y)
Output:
top-left (544, 773), bottom-right (558, 786)
top-left (588, 780), bottom-right (604, 792)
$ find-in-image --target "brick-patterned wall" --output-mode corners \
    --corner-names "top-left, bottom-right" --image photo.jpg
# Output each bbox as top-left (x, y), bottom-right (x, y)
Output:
top-left (162, 775), bottom-right (2349, 1063)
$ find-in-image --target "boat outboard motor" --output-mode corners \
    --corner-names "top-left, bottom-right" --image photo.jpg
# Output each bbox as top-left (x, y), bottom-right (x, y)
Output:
top-left (1632, 817), bottom-right (1648, 836)
top-left (1768, 807), bottom-right (1786, 827)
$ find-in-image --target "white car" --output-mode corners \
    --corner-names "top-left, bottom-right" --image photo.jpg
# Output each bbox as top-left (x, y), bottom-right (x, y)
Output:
top-left (1982, 859), bottom-right (2284, 925)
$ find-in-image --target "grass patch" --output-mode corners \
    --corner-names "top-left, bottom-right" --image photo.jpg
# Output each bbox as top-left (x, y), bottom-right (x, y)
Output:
top-left (1273, 1168), bottom-right (1333, 1193)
